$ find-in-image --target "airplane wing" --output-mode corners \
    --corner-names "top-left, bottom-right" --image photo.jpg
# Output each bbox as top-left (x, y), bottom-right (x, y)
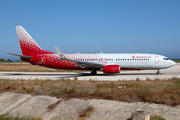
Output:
top-left (6, 53), bottom-right (33, 59)
top-left (55, 46), bottom-right (103, 69)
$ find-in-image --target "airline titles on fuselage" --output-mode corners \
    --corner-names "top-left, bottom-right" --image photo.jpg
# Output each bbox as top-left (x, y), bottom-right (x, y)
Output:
top-left (50, 56), bottom-right (151, 62)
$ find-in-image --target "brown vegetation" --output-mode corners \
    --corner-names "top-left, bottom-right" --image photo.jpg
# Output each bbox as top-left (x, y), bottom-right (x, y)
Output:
top-left (0, 63), bottom-right (84, 72)
top-left (0, 114), bottom-right (42, 120)
top-left (78, 106), bottom-right (95, 120)
top-left (0, 64), bottom-right (50, 72)
top-left (47, 100), bottom-right (62, 111)
top-left (0, 77), bottom-right (180, 106)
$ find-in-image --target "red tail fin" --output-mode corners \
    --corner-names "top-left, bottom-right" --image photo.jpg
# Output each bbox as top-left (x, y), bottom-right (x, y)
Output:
top-left (15, 26), bottom-right (54, 56)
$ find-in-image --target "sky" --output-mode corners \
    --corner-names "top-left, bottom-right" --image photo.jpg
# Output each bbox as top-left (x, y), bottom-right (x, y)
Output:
top-left (0, 0), bottom-right (180, 60)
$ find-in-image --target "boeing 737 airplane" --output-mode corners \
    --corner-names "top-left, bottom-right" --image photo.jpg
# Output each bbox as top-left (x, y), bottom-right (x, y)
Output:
top-left (7, 26), bottom-right (176, 75)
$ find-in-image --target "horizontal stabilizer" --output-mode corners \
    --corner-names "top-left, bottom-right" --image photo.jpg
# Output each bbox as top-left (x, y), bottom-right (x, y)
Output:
top-left (6, 53), bottom-right (33, 59)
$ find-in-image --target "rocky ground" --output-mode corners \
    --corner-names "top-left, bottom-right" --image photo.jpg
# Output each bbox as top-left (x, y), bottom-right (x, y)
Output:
top-left (0, 92), bottom-right (180, 120)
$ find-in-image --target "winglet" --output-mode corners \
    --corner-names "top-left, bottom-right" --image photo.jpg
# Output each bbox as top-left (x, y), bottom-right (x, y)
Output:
top-left (54, 46), bottom-right (67, 60)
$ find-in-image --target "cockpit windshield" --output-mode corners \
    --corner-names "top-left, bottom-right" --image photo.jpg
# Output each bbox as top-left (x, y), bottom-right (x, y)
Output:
top-left (163, 58), bottom-right (168, 60)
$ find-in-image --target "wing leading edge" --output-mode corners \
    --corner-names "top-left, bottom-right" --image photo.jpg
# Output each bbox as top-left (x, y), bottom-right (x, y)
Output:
top-left (54, 46), bottom-right (103, 69)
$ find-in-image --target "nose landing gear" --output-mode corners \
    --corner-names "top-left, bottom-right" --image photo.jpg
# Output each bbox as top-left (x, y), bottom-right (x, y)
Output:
top-left (156, 70), bottom-right (161, 75)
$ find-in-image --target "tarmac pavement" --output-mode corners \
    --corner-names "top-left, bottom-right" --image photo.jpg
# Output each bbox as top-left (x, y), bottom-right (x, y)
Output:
top-left (0, 64), bottom-right (179, 81)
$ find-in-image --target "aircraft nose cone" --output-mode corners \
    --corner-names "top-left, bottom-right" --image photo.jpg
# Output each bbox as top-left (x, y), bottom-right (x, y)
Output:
top-left (170, 60), bottom-right (176, 66)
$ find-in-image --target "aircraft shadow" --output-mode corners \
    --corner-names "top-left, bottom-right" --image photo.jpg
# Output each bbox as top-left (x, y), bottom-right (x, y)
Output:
top-left (1, 72), bottom-right (164, 79)
top-left (2, 73), bottom-right (77, 76)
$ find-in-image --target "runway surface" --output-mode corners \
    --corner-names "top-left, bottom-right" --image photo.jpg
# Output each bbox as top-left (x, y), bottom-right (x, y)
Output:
top-left (0, 64), bottom-right (180, 81)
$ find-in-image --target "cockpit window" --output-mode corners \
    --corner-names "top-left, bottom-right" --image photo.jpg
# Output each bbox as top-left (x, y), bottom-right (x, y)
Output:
top-left (163, 58), bottom-right (168, 60)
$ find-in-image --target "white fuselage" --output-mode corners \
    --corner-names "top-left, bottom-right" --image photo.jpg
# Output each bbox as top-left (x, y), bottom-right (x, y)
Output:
top-left (100, 53), bottom-right (175, 70)
top-left (70, 53), bottom-right (176, 70)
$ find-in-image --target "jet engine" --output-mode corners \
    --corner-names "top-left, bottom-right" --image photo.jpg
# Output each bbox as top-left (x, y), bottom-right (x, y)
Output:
top-left (103, 65), bottom-right (120, 73)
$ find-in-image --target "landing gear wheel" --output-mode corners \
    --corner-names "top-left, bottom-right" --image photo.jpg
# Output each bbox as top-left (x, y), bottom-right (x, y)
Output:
top-left (156, 71), bottom-right (160, 75)
top-left (91, 70), bottom-right (97, 75)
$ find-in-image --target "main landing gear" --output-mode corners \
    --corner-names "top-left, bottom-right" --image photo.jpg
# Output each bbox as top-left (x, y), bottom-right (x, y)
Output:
top-left (91, 70), bottom-right (97, 75)
top-left (156, 70), bottom-right (161, 75)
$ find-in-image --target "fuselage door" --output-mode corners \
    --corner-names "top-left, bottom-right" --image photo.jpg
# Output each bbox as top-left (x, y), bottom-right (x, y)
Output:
top-left (155, 56), bottom-right (159, 64)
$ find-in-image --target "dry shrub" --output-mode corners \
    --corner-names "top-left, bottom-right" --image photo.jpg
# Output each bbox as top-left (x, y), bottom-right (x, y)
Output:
top-left (77, 84), bottom-right (96, 96)
top-left (137, 85), bottom-right (154, 101)
top-left (47, 100), bottom-right (62, 111)
top-left (78, 105), bottom-right (94, 120)
top-left (96, 82), bottom-right (116, 88)
top-left (32, 86), bottom-right (46, 95)
top-left (0, 78), bottom-right (180, 106)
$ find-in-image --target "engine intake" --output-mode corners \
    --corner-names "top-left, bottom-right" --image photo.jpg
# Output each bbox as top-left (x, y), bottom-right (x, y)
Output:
top-left (103, 65), bottom-right (120, 73)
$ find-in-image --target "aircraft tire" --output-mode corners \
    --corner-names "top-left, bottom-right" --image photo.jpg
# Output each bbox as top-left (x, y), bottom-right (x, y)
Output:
top-left (156, 70), bottom-right (161, 75)
top-left (91, 70), bottom-right (97, 75)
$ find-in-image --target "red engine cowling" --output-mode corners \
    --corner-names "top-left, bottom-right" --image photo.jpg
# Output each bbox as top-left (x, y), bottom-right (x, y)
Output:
top-left (103, 65), bottom-right (120, 73)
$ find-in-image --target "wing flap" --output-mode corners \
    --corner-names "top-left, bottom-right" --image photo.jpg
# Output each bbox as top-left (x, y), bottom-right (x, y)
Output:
top-left (76, 61), bottom-right (103, 68)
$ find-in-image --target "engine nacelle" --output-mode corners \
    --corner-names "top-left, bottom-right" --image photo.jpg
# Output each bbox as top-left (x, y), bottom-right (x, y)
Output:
top-left (103, 65), bottom-right (120, 73)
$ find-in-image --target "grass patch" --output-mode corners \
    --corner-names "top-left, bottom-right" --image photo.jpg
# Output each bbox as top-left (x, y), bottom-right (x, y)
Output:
top-left (0, 78), bottom-right (180, 106)
top-left (150, 115), bottom-right (165, 120)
